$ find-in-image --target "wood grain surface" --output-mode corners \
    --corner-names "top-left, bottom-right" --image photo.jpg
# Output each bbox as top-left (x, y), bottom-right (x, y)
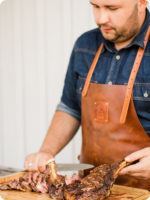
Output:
top-left (0, 172), bottom-right (150, 200)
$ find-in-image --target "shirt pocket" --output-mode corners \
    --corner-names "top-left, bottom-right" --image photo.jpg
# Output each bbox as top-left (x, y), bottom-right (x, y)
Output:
top-left (133, 83), bottom-right (150, 101)
top-left (76, 76), bottom-right (97, 105)
top-left (133, 83), bottom-right (150, 132)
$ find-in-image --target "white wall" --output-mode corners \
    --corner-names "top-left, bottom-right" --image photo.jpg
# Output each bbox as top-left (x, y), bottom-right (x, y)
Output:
top-left (0, 0), bottom-right (150, 173)
top-left (0, 0), bottom-right (96, 172)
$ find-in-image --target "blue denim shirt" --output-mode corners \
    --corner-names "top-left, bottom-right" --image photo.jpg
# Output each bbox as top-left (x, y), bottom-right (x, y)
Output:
top-left (56, 8), bottom-right (150, 136)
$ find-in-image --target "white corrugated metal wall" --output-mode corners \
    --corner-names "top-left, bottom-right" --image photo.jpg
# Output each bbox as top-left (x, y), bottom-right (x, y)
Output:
top-left (0, 0), bottom-right (150, 172)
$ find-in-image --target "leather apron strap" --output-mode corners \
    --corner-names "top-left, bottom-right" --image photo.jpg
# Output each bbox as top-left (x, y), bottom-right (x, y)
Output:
top-left (82, 43), bottom-right (103, 97)
top-left (82, 25), bottom-right (150, 124)
top-left (120, 25), bottom-right (150, 123)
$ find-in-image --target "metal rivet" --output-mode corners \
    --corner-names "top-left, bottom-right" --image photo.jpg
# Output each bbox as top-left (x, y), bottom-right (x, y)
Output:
top-left (108, 81), bottom-right (112, 85)
top-left (106, 103), bottom-right (108, 105)
top-left (144, 91), bottom-right (148, 98)
top-left (79, 85), bottom-right (82, 91)
top-left (105, 120), bottom-right (108, 122)
top-left (95, 119), bottom-right (97, 121)
top-left (95, 102), bottom-right (97, 104)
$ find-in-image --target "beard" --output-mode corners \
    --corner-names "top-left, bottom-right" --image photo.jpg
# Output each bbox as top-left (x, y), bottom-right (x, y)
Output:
top-left (98, 4), bottom-right (139, 43)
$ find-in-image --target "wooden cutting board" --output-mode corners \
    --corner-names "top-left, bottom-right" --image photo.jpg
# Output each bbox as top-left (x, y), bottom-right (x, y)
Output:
top-left (0, 172), bottom-right (150, 200)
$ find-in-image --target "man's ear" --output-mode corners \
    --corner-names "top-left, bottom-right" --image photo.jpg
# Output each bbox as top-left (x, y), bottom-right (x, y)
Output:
top-left (139, 0), bottom-right (148, 13)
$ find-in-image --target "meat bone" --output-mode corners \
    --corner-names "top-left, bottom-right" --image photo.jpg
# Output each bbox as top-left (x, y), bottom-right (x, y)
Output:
top-left (114, 160), bottom-right (136, 179)
top-left (46, 159), bottom-right (135, 180)
top-left (46, 158), bottom-right (64, 187)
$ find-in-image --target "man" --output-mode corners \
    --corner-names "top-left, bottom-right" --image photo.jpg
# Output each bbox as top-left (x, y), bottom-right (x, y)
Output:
top-left (25, 0), bottom-right (150, 189)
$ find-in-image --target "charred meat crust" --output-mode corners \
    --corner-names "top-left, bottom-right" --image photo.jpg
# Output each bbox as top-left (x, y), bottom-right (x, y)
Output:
top-left (0, 160), bottom-right (130, 200)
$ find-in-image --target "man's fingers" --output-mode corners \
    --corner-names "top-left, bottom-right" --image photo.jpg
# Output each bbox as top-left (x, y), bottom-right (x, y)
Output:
top-left (24, 156), bottom-right (32, 171)
top-left (125, 148), bottom-right (150, 162)
top-left (24, 155), bottom-right (39, 172)
top-left (30, 158), bottom-right (39, 172)
top-left (27, 160), bottom-right (38, 172)
top-left (124, 172), bottom-right (144, 179)
top-left (24, 152), bottom-right (54, 172)
top-left (38, 158), bottom-right (47, 173)
top-left (119, 163), bottom-right (143, 175)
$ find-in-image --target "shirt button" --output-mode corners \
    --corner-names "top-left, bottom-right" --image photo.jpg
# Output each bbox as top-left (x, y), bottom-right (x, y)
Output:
top-left (116, 55), bottom-right (120, 60)
top-left (144, 91), bottom-right (148, 98)
top-left (108, 81), bottom-right (112, 85)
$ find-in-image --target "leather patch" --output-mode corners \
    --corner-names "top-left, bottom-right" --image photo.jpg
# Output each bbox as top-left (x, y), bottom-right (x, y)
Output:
top-left (94, 102), bottom-right (109, 123)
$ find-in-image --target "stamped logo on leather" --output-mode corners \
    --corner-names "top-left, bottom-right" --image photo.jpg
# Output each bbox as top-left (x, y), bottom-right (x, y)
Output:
top-left (94, 101), bottom-right (109, 123)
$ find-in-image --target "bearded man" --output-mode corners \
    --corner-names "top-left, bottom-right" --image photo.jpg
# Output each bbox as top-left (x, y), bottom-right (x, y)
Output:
top-left (25, 0), bottom-right (150, 189)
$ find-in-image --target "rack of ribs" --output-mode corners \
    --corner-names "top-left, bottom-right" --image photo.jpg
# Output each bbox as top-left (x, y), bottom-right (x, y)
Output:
top-left (48, 160), bottom-right (132, 200)
top-left (0, 160), bottom-right (132, 200)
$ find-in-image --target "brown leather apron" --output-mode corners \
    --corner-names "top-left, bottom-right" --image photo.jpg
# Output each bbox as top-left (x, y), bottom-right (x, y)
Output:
top-left (80, 26), bottom-right (150, 190)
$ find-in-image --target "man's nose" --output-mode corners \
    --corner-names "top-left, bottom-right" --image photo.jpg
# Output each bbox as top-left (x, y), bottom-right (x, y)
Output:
top-left (98, 10), bottom-right (109, 25)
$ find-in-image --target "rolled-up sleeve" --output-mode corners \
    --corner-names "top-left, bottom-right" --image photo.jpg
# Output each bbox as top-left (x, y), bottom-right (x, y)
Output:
top-left (56, 101), bottom-right (81, 121)
top-left (56, 40), bottom-right (81, 121)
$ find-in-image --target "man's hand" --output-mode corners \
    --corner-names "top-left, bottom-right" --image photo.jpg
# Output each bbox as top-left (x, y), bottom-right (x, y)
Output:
top-left (119, 147), bottom-right (150, 180)
top-left (24, 152), bottom-right (53, 173)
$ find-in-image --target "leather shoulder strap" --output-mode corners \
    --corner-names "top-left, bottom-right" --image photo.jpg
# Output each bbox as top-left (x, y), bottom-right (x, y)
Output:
top-left (82, 43), bottom-right (103, 97)
top-left (120, 25), bottom-right (150, 124)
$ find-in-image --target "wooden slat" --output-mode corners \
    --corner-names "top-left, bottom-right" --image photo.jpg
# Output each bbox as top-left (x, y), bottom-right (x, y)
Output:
top-left (0, 0), bottom-right (19, 168)
top-left (0, 1), bottom-right (3, 164)
top-left (72, 0), bottom-right (90, 42)
top-left (21, 0), bottom-right (41, 156)
top-left (12, 0), bottom-right (25, 168)
top-left (45, 0), bottom-right (74, 178)
top-left (45, 0), bottom-right (63, 119)
top-left (89, 3), bottom-right (97, 29)
top-left (34, 0), bottom-right (48, 150)
top-left (61, 0), bottom-right (73, 72)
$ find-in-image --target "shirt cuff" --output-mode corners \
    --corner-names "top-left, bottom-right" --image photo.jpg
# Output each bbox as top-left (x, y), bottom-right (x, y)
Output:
top-left (56, 101), bottom-right (81, 121)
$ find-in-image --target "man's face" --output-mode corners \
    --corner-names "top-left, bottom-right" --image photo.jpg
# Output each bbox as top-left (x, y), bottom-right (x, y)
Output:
top-left (90, 0), bottom-right (141, 43)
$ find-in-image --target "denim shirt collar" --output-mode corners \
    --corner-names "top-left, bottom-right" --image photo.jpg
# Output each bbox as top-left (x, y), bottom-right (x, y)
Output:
top-left (101, 8), bottom-right (150, 54)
